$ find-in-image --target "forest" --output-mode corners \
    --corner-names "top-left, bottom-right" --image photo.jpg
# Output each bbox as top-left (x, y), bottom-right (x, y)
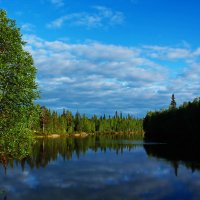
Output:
top-left (33, 106), bottom-right (143, 136)
top-left (143, 95), bottom-right (200, 142)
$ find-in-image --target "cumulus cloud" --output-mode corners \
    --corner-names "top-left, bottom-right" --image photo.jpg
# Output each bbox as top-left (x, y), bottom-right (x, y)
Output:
top-left (23, 34), bottom-right (200, 116)
top-left (47, 6), bottom-right (124, 29)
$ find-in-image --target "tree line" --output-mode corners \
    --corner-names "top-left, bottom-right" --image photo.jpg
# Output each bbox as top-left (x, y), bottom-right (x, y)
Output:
top-left (143, 95), bottom-right (200, 142)
top-left (33, 106), bottom-right (144, 135)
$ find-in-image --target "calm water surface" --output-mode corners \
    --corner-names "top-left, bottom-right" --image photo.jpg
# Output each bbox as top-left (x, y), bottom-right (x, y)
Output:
top-left (1, 135), bottom-right (200, 200)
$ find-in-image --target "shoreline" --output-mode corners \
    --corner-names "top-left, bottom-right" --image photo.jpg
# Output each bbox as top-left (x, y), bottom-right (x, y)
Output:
top-left (35, 131), bottom-right (144, 139)
top-left (35, 132), bottom-right (90, 139)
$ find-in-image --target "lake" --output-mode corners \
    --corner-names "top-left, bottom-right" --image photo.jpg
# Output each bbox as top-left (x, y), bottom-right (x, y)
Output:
top-left (1, 135), bottom-right (200, 200)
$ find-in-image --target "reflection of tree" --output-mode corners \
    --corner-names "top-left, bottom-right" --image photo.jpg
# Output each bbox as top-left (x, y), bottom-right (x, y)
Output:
top-left (0, 154), bottom-right (7, 175)
top-left (0, 135), bottom-right (34, 174)
top-left (1, 135), bottom-right (140, 170)
top-left (144, 143), bottom-right (200, 175)
top-left (0, 189), bottom-right (7, 200)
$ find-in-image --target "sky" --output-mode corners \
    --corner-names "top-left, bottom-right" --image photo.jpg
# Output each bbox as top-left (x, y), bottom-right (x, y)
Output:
top-left (1, 0), bottom-right (200, 117)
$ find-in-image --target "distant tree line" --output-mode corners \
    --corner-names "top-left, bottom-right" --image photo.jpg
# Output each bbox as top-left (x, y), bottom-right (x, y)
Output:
top-left (33, 106), bottom-right (144, 135)
top-left (143, 95), bottom-right (200, 142)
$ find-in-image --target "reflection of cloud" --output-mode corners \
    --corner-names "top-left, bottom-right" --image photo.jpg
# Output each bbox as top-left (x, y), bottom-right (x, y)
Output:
top-left (21, 175), bottom-right (39, 188)
top-left (1, 146), bottom-right (200, 199)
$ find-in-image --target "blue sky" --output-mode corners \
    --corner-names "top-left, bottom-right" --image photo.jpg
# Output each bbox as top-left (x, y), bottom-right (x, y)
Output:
top-left (1, 0), bottom-right (200, 117)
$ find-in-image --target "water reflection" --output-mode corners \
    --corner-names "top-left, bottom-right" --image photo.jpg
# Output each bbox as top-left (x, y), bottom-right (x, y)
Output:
top-left (17, 135), bottom-right (141, 170)
top-left (144, 143), bottom-right (200, 175)
top-left (1, 136), bottom-right (200, 200)
top-left (0, 134), bottom-right (34, 176)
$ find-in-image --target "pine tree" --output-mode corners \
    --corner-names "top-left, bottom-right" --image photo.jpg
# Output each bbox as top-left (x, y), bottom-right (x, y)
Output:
top-left (169, 94), bottom-right (176, 109)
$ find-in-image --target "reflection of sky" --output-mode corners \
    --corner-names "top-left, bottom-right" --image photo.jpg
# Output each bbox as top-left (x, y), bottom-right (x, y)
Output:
top-left (1, 146), bottom-right (200, 200)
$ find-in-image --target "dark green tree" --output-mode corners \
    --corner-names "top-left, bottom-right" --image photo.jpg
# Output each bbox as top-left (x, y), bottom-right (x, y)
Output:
top-left (169, 94), bottom-right (176, 109)
top-left (144, 97), bottom-right (200, 142)
top-left (74, 111), bottom-right (81, 132)
top-left (64, 110), bottom-right (74, 133)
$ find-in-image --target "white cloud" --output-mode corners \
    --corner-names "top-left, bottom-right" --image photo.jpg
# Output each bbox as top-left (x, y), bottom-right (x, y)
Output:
top-left (24, 34), bottom-right (200, 116)
top-left (143, 45), bottom-right (192, 60)
top-left (50, 0), bottom-right (64, 7)
top-left (47, 6), bottom-right (124, 29)
top-left (21, 23), bottom-right (35, 32)
top-left (93, 6), bottom-right (124, 25)
top-left (193, 48), bottom-right (200, 56)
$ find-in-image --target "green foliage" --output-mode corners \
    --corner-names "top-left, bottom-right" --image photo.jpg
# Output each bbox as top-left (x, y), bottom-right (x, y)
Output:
top-left (0, 9), bottom-right (39, 158)
top-left (144, 97), bottom-right (200, 142)
top-left (35, 106), bottom-right (144, 136)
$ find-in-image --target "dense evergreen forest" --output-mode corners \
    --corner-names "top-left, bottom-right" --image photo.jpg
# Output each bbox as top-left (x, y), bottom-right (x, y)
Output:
top-left (143, 96), bottom-right (200, 142)
top-left (33, 106), bottom-right (143, 136)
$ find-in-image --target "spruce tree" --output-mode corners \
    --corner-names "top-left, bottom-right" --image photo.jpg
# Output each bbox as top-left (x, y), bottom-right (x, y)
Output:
top-left (169, 94), bottom-right (176, 109)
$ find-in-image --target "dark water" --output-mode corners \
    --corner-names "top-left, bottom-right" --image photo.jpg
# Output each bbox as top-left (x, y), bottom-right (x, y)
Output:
top-left (1, 135), bottom-right (200, 200)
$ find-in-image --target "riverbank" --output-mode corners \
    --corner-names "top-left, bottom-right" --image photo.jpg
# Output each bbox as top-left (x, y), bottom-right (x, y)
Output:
top-left (35, 131), bottom-right (144, 139)
top-left (35, 132), bottom-right (90, 138)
